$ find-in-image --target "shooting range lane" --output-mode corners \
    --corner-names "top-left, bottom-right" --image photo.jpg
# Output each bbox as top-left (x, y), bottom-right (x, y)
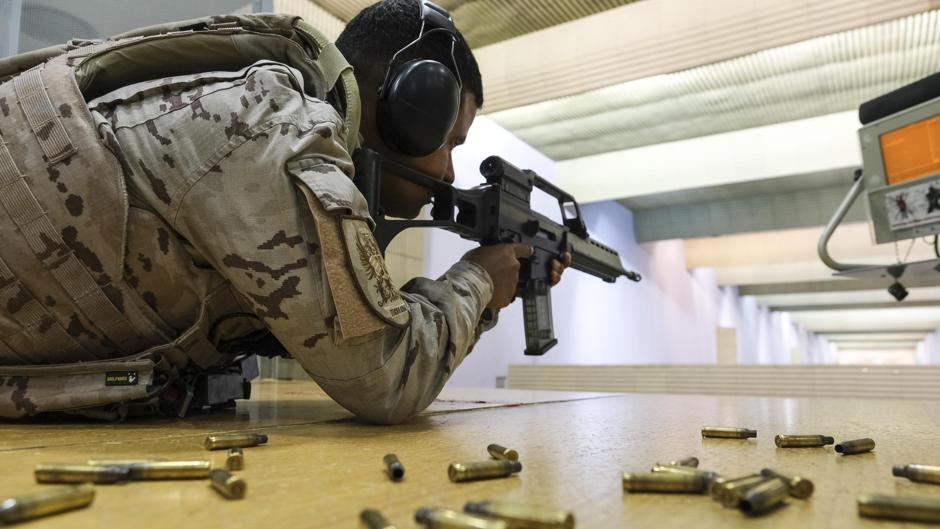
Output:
top-left (0, 381), bottom-right (937, 528)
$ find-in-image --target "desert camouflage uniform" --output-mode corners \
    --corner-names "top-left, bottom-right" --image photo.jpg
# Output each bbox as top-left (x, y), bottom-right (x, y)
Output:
top-left (0, 60), bottom-right (495, 424)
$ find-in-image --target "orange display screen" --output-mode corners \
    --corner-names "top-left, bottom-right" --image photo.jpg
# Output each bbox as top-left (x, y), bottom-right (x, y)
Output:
top-left (880, 114), bottom-right (940, 185)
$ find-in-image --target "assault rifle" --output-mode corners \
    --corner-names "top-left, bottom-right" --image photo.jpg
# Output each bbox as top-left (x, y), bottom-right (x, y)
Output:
top-left (353, 148), bottom-right (641, 356)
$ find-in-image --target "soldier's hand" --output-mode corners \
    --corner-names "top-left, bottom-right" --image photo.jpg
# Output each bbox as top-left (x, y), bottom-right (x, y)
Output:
top-left (550, 252), bottom-right (572, 286)
top-left (462, 243), bottom-right (534, 309)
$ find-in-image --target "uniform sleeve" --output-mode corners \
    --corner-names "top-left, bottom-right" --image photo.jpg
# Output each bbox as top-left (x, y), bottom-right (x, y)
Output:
top-left (163, 75), bottom-right (494, 424)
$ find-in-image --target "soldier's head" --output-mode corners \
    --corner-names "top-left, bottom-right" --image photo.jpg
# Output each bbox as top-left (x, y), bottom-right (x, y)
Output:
top-left (337, 0), bottom-right (483, 219)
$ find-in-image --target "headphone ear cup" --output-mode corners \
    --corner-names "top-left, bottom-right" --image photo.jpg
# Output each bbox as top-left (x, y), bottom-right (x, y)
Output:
top-left (377, 59), bottom-right (460, 157)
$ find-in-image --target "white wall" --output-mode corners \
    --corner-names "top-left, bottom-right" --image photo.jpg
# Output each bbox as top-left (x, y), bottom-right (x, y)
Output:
top-left (432, 117), bottom-right (833, 388)
top-left (918, 328), bottom-right (940, 364)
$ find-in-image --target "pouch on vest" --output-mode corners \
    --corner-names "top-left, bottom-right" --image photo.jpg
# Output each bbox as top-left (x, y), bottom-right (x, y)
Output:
top-left (0, 352), bottom-right (172, 420)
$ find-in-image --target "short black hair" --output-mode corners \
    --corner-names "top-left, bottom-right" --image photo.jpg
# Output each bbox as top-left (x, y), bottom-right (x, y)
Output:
top-left (336, 0), bottom-right (483, 108)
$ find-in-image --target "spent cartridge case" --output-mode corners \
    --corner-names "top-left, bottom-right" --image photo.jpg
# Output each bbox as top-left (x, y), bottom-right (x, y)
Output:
top-left (622, 472), bottom-right (708, 493)
top-left (708, 474), bottom-right (761, 499)
top-left (127, 460), bottom-right (211, 480)
top-left (650, 465), bottom-right (720, 485)
top-left (858, 493), bottom-right (940, 523)
top-left (361, 509), bottom-right (398, 529)
top-left (464, 501), bottom-right (574, 529)
top-left (760, 468), bottom-right (814, 499)
top-left (701, 427), bottom-right (757, 439)
top-left (487, 444), bottom-right (519, 462)
top-left (205, 433), bottom-right (268, 450)
top-left (35, 464), bottom-right (130, 484)
top-left (226, 448), bottom-right (244, 471)
top-left (717, 476), bottom-right (770, 508)
top-left (384, 454), bottom-right (405, 481)
top-left (655, 457), bottom-right (699, 468)
top-left (449, 461), bottom-right (522, 483)
top-left (893, 464), bottom-right (940, 485)
top-left (739, 478), bottom-right (788, 515)
top-left (87, 458), bottom-right (166, 466)
top-left (209, 469), bottom-right (246, 500)
top-left (0, 484), bottom-right (95, 524)
top-left (415, 507), bottom-right (508, 529)
top-left (835, 438), bottom-right (875, 455)
top-left (774, 434), bottom-right (834, 448)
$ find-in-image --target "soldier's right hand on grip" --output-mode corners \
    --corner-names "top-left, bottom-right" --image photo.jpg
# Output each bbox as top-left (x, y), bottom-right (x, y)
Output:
top-left (462, 243), bottom-right (534, 309)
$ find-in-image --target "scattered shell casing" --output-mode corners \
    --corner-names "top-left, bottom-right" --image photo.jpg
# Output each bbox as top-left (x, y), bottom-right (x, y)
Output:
top-left (650, 465), bottom-right (720, 485)
top-left (0, 484), bottom-right (95, 524)
top-left (209, 469), bottom-right (246, 499)
top-left (205, 433), bottom-right (268, 450)
top-left (774, 434), bottom-right (834, 448)
top-left (655, 457), bottom-right (699, 468)
top-left (701, 427), bottom-right (757, 439)
top-left (708, 474), bottom-right (760, 499)
top-left (739, 478), bottom-right (789, 515)
top-left (717, 476), bottom-right (770, 508)
top-left (835, 438), bottom-right (875, 455)
top-left (858, 493), bottom-right (940, 523)
top-left (448, 461), bottom-right (522, 483)
top-left (127, 460), bottom-right (212, 480)
top-left (415, 507), bottom-right (508, 529)
top-left (226, 448), bottom-right (244, 471)
top-left (893, 464), bottom-right (940, 485)
top-left (622, 471), bottom-right (708, 493)
top-left (760, 468), bottom-right (814, 499)
top-left (35, 464), bottom-right (130, 484)
top-left (464, 500), bottom-right (574, 529)
top-left (487, 444), bottom-right (519, 462)
top-left (384, 454), bottom-right (405, 481)
top-left (361, 509), bottom-right (397, 529)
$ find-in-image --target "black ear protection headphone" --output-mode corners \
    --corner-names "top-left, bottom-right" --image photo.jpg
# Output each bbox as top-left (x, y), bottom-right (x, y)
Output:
top-left (376, 0), bottom-right (463, 157)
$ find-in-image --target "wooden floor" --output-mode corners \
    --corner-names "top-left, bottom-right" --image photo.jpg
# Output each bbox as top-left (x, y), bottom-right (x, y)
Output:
top-left (1, 380), bottom-right (939, 528)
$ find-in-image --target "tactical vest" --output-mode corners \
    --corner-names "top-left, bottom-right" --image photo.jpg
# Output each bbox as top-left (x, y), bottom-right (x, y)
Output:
top-left (0, 14), bottom-right (360, 420)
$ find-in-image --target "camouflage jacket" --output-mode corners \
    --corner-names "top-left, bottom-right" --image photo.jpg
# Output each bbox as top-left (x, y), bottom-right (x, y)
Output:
top-left (1, 60), bottom-right (495, 423)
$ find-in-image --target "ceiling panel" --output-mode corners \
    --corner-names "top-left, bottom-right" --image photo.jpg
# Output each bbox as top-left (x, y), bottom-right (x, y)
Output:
top-left (490, 10), bottom-right (940, 160)
top-left (309, 0), bottom-right (635, 48)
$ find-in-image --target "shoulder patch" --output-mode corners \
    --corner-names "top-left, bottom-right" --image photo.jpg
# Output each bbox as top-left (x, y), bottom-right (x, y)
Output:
top-left (341, 217), bottom-right (409, 327)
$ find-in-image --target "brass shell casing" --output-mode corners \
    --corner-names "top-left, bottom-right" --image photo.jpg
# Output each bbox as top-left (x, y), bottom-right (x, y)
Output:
top-left (205, 433), bottom-right (268, 450)
top-left (622, 472), bottom-right (708, 493)
top-left (226, 448), bottom-right (244, 471)
top-left (893, 464), bottom-right (940, 485)
top-left (835, 438), bottom-right (875, 455)
top-left (774, 434), bottom-right (835, 448)
top-left (739, 478), bottom-right (789, 515)
top-left (650, 465), bottom-right (720, 485)
top-left (760, 468), bottom-right (815, 499)
top-left (858, 493), bottom-right (940, 523)
top-left (448, 461), bottom-right (522, 483)
top-left (87, 459), bottom-right (166, 466)
top-left (209, 469), bottom-right (246, 499)
top-left (415, 507), bottom-right (508, 529)
top-left (486, 444), bottom-right (519, 462)
top-left (361, 509), bottom-right (398, 529)
top-left (0, 484), bottom-right (95, 524)
top-left (35, 464), bottom-right (130, 484)
top-left (701, 427), bottom-right (757, 439)
top-left (384, 454), bottom-right (405, 481)
top-left (655, 457), bottom-right (699, 468)
top-left (708, 474), bottom-right (761, 499)
top-left (464, 500), bottom-right (574, 529)
top-left (128, 461), bottom-right (212, 480)
top-left (717, 476), bottom-right (770, 508)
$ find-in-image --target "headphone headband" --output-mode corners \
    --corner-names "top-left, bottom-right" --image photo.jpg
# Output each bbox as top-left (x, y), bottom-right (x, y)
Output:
top-left (379, 1), bottom-right (462, 97)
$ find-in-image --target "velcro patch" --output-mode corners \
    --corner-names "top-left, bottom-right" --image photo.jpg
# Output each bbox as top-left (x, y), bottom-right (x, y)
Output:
top-left (341, 218), bottom-right (410, 327)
